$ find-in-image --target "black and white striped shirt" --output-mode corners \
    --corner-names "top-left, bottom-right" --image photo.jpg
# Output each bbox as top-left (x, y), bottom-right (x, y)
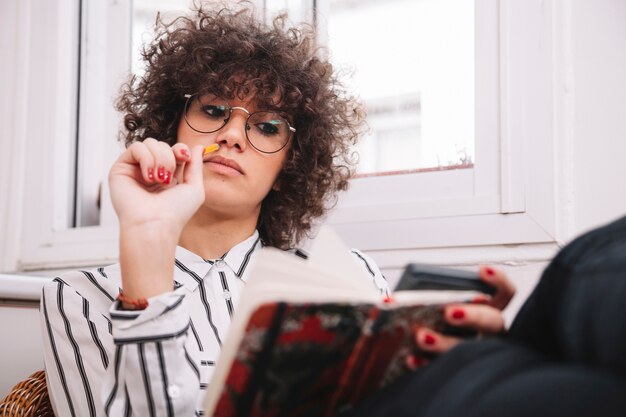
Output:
top-left (40, 231), bottom-right (388, 417)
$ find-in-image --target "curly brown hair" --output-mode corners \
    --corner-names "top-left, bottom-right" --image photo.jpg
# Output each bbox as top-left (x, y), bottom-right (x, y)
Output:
top-left (116, 4), bottom-right (365, 249)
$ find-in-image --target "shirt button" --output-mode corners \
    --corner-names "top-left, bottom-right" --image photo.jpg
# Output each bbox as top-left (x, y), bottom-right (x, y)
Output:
top-left (167, 385), bottom-right (181, 398)
top-left (215, 260), bottom-right (226, 268)
top-left (222, 291), bottom-right (232, 300)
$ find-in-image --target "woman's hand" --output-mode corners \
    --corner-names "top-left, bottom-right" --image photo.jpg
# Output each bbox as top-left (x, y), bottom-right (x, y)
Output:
top-left (108, 139), bottom-right (206, 300)
top-left (109, 138), bottom-right (205, 231)
top-left (407, 266), bottom-right (516, 369)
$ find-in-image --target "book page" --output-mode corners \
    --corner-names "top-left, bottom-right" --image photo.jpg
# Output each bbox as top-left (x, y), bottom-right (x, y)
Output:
top-left (306, 226), bottom-right (374, 286)
top-left (392, 289), bottom-right (481, 306)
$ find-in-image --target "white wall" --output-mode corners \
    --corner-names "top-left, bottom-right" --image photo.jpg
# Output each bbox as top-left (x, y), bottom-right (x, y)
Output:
top-left (0, 305), bottom-right (44, 398)
top-left (0, 0), bottom-right (26, 273)
top-left (0, 275), bottom-right (49, 398)
top-left (571, 0), bottom-right (626, 234)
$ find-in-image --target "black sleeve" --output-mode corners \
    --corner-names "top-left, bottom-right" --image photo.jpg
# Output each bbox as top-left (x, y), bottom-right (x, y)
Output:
top-left (509, 215), bottom-right (626, 373)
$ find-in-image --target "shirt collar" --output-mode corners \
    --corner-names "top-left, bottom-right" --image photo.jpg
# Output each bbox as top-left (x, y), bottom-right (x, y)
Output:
top-left (222, 231), bottom-right (262, 282)
top-left (173, 230), bottom-right (262, 291)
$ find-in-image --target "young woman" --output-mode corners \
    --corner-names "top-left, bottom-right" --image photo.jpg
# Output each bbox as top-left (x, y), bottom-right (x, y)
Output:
top-left (40, 5), bottom-right (513, 417)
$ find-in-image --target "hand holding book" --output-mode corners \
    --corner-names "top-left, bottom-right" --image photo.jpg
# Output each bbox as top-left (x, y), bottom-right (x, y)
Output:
top-left (410, 265), bottom-right (515, 362)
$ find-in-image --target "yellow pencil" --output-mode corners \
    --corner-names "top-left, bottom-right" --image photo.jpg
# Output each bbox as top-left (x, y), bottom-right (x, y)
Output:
top-left (202, 144), bottom-right (220, 159)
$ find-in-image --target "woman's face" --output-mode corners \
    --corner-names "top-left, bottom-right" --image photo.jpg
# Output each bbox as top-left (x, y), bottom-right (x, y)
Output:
top-left (176, 93), bottom-right (291, 219)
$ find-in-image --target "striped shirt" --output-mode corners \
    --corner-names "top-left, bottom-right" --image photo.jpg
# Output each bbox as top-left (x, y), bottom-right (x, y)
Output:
top-left (40, 231), bottom-right (388, 417)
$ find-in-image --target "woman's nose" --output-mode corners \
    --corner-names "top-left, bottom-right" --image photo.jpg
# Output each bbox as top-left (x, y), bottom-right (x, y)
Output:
top-left (215, 110), bottom-right (248, 151)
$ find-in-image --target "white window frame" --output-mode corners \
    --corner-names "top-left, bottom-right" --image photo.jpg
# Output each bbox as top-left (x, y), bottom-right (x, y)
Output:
top-left (16, 0), bottom-right (130, 270)
top-left (6, 0), bottom-right (564, 271)
top-left (320, 0), bottom-right (560, 253)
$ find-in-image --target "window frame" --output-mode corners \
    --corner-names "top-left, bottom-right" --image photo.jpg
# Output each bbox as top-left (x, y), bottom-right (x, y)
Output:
top-left (321, 0), bottom-right (559, 252)
top-left (16, 0), bottom-right (130, 270)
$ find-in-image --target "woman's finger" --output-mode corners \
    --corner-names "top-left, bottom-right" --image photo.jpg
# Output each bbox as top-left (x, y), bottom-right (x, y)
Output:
top-left (414, 327), bottom-right (460, 354)
top-left (171, 143), bottom-right (192, 164)
top-left (479, 266), bottom-right (516, 310)
top-left (171, 143), bottom-right (192, 184)
top-left (143, 138), bottom-right (176, 185)
top-left (182, 145), bottom-right (205, 192)
top-left (118, 141), bottom-right (156, 184)
top-left (405, 354), bottom-right (430, 371)
top-left (444, 303), bottom-right (506, 334)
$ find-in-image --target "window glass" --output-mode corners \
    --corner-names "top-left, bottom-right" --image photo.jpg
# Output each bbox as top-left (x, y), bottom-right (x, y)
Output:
top-left (264, 0), bottom-right (312, 25)
top-left (132, 0), bottom-right (195, 75)
top-left (71, 0), bottom-right (195, 228)
top-left (325, 0), bottom-right (474, 175)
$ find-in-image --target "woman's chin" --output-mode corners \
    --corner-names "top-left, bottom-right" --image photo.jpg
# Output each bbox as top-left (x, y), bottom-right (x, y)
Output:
top-left (200, 187), bottom-right (256, 216)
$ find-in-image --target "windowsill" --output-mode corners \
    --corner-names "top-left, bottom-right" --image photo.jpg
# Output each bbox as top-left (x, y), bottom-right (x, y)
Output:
top-left (0, 274), bottom-right (50, 302)
top-left (354, 163), bottom-right (474, 179)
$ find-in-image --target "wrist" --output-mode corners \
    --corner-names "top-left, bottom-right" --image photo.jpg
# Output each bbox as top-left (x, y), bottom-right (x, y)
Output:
top-left (117, 290), bottom-right (149, 310)
top-left (119, 222), bottom-right (180, 300)
top-left (119, 216), bottom-right (184, 238)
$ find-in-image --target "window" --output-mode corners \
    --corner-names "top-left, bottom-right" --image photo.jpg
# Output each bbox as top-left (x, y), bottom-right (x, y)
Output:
top-left (132, 0), bottom-right (195, 75)
top-left (13, 0), bottom-right (560, 271)
top-left (311, 0), bottom-right (556, 253)
top-left (73, 0), bottom-right (198, 230)
top-left (17, 0), bottom-right (130, 269)
top-left (325, 0), bottom-right (475, 175)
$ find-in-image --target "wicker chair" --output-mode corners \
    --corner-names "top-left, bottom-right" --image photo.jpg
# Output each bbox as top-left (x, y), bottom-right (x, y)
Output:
top-left (0, 370), bottom-right (53, 417)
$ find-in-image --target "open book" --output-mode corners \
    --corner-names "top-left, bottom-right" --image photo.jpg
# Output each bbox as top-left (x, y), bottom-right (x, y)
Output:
top-left (203, 227), bottom-right (480, 417)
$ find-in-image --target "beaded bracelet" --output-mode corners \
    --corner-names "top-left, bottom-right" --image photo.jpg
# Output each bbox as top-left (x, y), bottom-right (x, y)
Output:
top-left (117, 290), bottom-right (149, 310)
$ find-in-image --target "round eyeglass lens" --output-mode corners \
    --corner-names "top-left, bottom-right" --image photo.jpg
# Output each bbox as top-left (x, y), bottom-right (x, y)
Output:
top-left (185, 95), bottom-right (230, 133)
top-left (246, 111), bottom-right (291, 153)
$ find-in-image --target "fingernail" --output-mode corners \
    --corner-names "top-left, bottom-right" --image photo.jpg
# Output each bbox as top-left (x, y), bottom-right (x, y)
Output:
top-left (472, 296), bottom-right (490, 304)
top-left (485, 267), bottom-right (495, 276)
top-left (181, 149), bottom-right (189, 158)
top-left (452, 309), bottom-right (465, 320)
top-left (157, 166), bottom-right (165, 181)
top-left (164, 171), bottom-right (171, 184)
top-left (147, 168), bottom-right (154, 181)
top-left (405, 355), bottom-right (423, 370)
top-left (383, 295), bottom-right (395, 304)
top-left (424, 333), bottom-right (436, 345)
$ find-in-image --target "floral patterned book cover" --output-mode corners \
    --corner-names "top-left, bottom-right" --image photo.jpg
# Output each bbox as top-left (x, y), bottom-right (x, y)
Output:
top-left (212, 301), bottom-right (449, 417)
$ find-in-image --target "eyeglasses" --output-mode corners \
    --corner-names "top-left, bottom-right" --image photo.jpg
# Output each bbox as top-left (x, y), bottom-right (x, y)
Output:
top-left (183, 93), bottom-right (296, 154)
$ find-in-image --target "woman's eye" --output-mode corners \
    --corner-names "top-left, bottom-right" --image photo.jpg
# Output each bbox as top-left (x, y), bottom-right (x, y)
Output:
top-left (255, 122), bottom-right (280, 135)
top-left (202, 105), bottom-right (228, 118)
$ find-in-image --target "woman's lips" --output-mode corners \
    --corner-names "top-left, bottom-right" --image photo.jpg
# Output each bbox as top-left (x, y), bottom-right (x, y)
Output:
top-left (205, 155), bottom-right (244, 176)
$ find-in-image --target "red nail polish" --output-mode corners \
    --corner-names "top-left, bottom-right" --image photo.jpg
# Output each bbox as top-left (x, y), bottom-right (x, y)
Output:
top-left (164, 171), bottom-right (171, 184)
top-left (406, 355), bottom-right (423, 370)
top-left (424, 334), bottom-right (436, 345)
top-left (485, 267), bottom-right (495, 276)
top-left (413, 356), bottom-right (424, 367)
top-left (452, 309), bottom-right (465, 320)
top-left (383, 295), bottom-right (395, 304)
top-left (157, 166), bottom-right (165, 180)
top-left (181, 149), bottom-right (189, 157)
top-left (147, 168), bottom-right (154, 181)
